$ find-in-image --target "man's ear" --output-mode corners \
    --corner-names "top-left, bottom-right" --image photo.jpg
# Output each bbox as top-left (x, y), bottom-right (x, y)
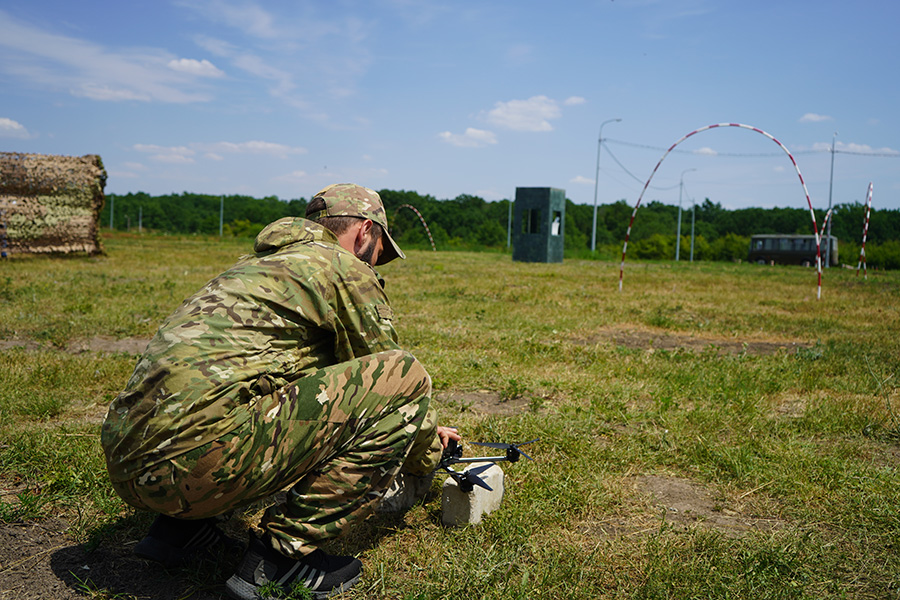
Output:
top-left (354, 219), bottom-right (374, 253)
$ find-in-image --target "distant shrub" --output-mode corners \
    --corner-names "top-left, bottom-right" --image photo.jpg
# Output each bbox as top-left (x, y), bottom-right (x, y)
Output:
top-left (633, 233), bottom-right (673, 260)
top-left (868, 240), bottom-right (900, 270)
top-left (710, 233), bottom-right (750, 262)
top-left (678, 235), bottom-right (711, 261)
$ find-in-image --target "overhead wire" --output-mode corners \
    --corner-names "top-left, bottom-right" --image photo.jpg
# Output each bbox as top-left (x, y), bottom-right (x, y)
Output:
top-left (602, 142), bottom-right (679, 191)
top-left (605, 137), bottom-right (789, 157)
top-left (594, 135), bottom-right (898, 207)
top-left (605, 137), bottom-right (900, 158)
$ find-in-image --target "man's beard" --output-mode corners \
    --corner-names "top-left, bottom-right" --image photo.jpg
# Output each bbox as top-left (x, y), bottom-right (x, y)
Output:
top-left (356, 237), bottom-right (376, 266)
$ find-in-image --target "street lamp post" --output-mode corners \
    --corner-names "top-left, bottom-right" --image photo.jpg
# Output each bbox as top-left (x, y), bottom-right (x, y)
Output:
top-left (591, 118), bottom-right (621, 252)
top-left (675, 168), bottom-right (695, 261)
top-left (825, 132), bottom-right (837, 268)
top-left (690, 198), bottom-right (697, 262)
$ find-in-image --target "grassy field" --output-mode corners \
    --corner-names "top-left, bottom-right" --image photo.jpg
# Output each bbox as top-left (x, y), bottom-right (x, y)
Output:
top-left (1, 232), bottom-right (899, 599)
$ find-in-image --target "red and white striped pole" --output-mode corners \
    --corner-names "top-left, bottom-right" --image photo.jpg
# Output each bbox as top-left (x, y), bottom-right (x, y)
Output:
top-left (394, 204), bottom-right (437, 252)
top-left (857, 182), bottom-right (873, 279)
top-left (618, 123), bottom-right (823, 299)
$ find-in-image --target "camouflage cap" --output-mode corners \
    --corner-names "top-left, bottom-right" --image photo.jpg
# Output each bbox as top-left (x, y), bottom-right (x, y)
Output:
top-left (307, 183), bottom-right (405, 265)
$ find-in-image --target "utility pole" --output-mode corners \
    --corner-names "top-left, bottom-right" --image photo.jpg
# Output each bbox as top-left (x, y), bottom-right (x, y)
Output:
top-left (591, 118), bottom-right (621, 252)
top-left (675, 168), bottom-right (695, 261)
top-left (825, 132), bottom-right (837, 268)
top-left (690, 199), bottom-right (696, 262)
top-left (507, 196), bottom-right (512, 248)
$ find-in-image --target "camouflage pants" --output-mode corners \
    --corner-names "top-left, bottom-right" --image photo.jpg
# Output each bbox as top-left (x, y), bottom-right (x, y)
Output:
top-left (112, 349), bottom-right (441, 558)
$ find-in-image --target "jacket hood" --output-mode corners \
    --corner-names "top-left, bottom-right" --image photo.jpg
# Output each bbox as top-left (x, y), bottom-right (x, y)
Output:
top-left (253, 217), bottom-right (336, 254)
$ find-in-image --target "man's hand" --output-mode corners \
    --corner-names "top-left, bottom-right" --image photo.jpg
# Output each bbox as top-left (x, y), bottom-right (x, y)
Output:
top-left (436, 426), bottom-right (461, 449)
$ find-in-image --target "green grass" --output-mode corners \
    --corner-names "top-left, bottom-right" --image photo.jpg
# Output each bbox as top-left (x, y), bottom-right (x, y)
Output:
top-left (1, 232), bottom-right (899, 598)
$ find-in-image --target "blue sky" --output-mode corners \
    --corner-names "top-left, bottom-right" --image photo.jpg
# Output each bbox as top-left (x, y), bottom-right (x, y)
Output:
top-left (2, 0), bottom-right (899, 214)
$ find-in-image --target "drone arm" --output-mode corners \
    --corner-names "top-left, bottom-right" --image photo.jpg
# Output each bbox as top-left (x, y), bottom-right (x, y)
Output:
top-left (446, 455), bottom-right (508, 464)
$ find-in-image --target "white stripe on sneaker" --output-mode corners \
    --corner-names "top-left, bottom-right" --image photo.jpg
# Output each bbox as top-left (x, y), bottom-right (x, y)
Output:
top-left (308, 568), bottom-right (326, 591)
top-left (184, 524), bottom-right (217, 549)
top-left (277, 562), bottom-right (303, 586)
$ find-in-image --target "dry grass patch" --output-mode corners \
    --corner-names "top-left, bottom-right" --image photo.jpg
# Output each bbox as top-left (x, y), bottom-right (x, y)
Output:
top-left (571, 325), bottom-right (815, 356)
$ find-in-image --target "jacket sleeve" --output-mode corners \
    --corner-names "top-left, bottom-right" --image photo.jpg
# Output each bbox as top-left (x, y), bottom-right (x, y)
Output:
top-left (329, 251), bottom-right (402, 361)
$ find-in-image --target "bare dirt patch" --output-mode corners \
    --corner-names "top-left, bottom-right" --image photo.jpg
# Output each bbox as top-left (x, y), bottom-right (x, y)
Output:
top-left (575, 327), bottom-right (813, 356)
top-left (0, 337), bottom-right (149, 355)
top-left (435, 390), bottom-right (534, 416)
top-left (0, 518), bottom-right (243, 600)
top-left (632, 475), bottom-right (785, 536)
top-left (772, 391), bottom-right (809, 419)
top-left (65, 337), bottom-right (150, 355)
top-left (579, 474), bottom-right (786, 543)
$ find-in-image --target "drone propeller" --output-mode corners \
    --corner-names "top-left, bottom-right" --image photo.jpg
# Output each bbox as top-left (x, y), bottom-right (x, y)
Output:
top-left (471, 438), bottom-right (539, 462)
top-left (447, 463), bottom-right (494, 493)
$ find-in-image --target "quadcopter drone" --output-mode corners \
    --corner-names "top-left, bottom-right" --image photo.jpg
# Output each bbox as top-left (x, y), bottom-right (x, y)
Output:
top-left (436, 438), bottom-right (539, 493)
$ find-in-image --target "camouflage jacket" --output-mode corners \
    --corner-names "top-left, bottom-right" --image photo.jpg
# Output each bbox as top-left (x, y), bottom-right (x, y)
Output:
top-left (101, 218), bottom-right (400, 483)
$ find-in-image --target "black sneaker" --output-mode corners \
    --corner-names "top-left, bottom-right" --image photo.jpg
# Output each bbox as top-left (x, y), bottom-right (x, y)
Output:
top-left (134, 514), bottom-right (234, 567)
top-left (225, 534), bottom-right (362, 600)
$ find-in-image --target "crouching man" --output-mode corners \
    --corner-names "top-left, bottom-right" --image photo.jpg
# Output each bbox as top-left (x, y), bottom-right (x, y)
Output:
top-left (101, 183), bottom-right (460, 599)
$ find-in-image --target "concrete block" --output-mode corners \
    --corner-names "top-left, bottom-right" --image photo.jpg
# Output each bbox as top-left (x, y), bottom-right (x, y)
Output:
top-left (375, 471), bottom-right (434, 513)
top-left (441, 462), bottom-right (505, 526)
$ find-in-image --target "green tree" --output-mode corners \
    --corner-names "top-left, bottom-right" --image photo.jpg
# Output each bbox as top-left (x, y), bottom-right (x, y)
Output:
top-left (633, 233), bottom-right (673, 260)
top-left (710, 233), bottom-right (750, 262)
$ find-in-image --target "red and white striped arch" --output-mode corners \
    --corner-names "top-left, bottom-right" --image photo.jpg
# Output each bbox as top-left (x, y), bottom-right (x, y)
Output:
top-left (618, 123), bottom-right (823, 299)
top-left (394, 204), bottom-right (437, 252)
top-left (857, 182), bottom-right (873, 279)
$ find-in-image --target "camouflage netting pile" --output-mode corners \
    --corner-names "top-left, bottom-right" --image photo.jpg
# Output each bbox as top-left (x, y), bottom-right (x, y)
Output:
top-left (0, 152), bottom-right (107, 256)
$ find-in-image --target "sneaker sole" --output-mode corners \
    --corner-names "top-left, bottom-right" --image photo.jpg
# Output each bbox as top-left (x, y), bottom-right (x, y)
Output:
top-left (225, 572), bottom-right (361, 600)
top-left (134, 530), bottom-right (236, 568)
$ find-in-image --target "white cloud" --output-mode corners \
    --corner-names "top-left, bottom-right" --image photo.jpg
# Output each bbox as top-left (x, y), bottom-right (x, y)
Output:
top-left (73, 83), bottom-right (150, 102)
top-left (570, 175), bottom-right (594, 185)
top-left (840, 142), bottom-right (899, 155)
top-left (273, 170), bottom-right (309, 183)
top-left (199, 140), bottom-right (307, 158)
top-left (134, 140), bottom-right (307, 162)
top-left (564, 96), bottom-right (586, 106)
top-left (182, 5), bottom-right (374, 114)
top-left (153, 153), bottom-right (196, 164)
top-left (438, 128), bottom-right (497, 148)
top-left (0, 10), bottom-right (213, 103)
top-left (809, 141), bottom-right (899, 155)
top-left (180, 0), bottom-right (280, 39)
top-left (800, 113), bottom-right (833, 123)
top-left (693, 147), bottom-right (718, 156)
top-left (485, 96), bottom-right (561, 132)
top-left (133, 144), bottom-right (196, 163)
top-left (233, 54), bottom-right (290, 82)
top-left (0, 117), bottom-right (30, 138)
top-left (231, 54), bottom-right (301, 104)
top-left (194, 35), bottom-right (236, 58)
top-left (168, 58), bottom-right (225, 78)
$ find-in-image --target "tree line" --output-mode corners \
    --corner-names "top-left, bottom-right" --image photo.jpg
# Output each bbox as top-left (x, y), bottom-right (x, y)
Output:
top-left (102, 190), bottom-right (900, 269)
